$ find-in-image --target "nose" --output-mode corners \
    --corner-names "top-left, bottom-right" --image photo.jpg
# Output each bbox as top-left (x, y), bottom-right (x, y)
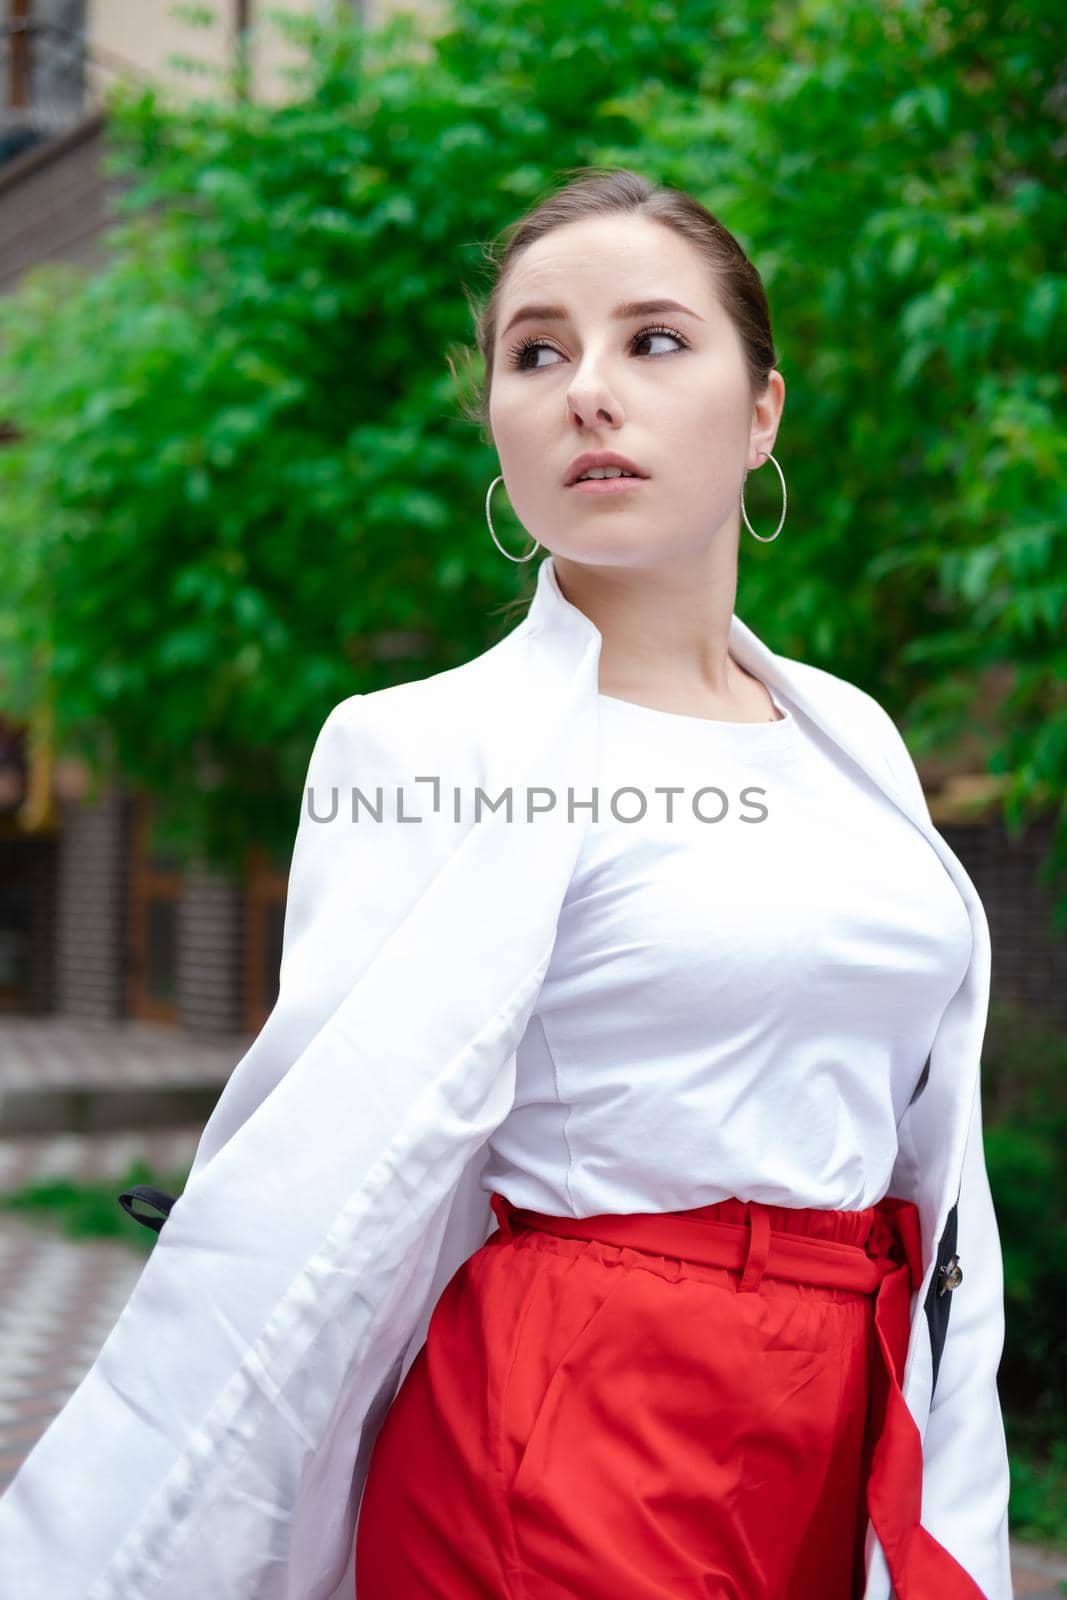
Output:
top-left (567, 363), bottom-right (622, 430)
top-left (567, 393), bottom-right (619, 428)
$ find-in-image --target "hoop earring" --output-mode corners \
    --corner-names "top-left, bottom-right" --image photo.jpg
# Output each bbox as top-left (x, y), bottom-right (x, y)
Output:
top-left (486, 475), bottom-right (541, 563)
top-left (741, 450), bottom-right (787, 542)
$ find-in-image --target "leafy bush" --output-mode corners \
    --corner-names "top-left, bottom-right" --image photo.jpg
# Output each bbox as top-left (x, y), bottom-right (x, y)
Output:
top-left (0, 0), bottom-right (1061, 909)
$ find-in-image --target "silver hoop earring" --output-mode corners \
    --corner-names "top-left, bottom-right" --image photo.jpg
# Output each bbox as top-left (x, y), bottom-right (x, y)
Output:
top-left (741, 450), bottom-right (787, 542)
top-left (486, 475), bottom-right (541, 563)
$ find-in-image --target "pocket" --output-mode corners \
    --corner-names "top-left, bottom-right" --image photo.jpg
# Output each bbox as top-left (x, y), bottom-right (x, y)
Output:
top-left (490, 1240), bottom-right (628, 1504)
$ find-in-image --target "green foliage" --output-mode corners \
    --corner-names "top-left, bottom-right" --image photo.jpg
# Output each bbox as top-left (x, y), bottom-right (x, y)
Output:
top-left (0, 1158), bottom-right (192, 1255)
top-left (0, 0), bottom-right (1062, 904)
top-left (1008, 1430), bottom-right (1067, 1549)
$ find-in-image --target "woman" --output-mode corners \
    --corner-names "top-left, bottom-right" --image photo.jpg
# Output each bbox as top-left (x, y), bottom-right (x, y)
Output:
top-left (0, 169), bottom-right (1010, 1600)
top-left (348, 169), bottom-right (1009, 1600)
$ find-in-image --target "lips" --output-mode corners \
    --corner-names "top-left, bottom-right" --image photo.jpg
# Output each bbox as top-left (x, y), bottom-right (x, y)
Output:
top-left (569, 474), bottom-right (648, 495)
top-left (564, 451), bottom-right (649, 486)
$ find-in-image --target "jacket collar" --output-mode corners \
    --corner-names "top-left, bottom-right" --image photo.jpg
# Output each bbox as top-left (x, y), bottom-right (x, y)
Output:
top-left (521, 552), bottom-right (923, 831)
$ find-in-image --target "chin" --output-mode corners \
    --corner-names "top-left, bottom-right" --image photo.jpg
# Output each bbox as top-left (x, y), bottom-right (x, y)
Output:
top-left (551, 537), bottom-right (659, 571)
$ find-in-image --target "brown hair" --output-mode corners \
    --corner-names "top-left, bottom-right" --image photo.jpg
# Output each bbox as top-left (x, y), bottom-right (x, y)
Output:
top-left (455, 164), bottom-right (780, 625)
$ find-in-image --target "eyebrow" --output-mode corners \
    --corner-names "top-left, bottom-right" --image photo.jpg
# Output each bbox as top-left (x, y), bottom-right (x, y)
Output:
top-left (500, 298), bottom-right (705, 339)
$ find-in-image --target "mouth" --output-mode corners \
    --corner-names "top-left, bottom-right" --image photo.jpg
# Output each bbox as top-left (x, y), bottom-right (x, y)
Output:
top-left (564, 452), bottom-right (649, 488)
top-left (568, 475), bottom-right (650, 495)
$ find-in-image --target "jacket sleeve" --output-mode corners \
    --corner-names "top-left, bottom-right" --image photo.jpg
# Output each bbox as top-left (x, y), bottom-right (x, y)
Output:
top-left (869, 695), bottom-right (1014, 1598)
top-left (0, 688), bottom-right (535, 1600)
top-left (183, 689), bottom-right (456, 1183)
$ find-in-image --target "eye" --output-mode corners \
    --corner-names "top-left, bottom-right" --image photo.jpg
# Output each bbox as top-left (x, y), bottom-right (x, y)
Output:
top-left (631, 325), bottom-right (689, 358)
top-left (505, 323), bottom-right (690, 371)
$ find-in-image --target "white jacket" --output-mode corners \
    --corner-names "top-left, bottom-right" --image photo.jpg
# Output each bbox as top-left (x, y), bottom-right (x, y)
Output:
top-left (0, 553), bottom-right (1011, 1599)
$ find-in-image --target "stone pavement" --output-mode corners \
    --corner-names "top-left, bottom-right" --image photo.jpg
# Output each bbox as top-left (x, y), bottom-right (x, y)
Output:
top-left (1012, 1541), bottom-right (1067, 1598)
top-left (0, 1016), bottom-right (234, 1492)
top-left (0, 1124), bottom-right (202, 1493)
top-left (0, 1020), bottom-right (1065, 1592)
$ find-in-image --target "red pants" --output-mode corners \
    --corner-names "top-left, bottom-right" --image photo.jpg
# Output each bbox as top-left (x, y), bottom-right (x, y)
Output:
top-left (355, 1193), bottom-right (983, 1599)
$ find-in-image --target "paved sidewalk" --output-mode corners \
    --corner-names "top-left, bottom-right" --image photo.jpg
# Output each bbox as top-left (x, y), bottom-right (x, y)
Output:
top-left (0, 1019), bottom-right (239, 1490)
top-left (1012, 1541), bottom-right (1067, 1597)
top-left (0, 1125), bottom-right (202, 1494)
top-left (0, 1213), bottom-right (149, 1492)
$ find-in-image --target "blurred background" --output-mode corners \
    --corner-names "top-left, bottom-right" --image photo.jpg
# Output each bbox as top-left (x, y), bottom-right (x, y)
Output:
top-left (0, 0), bottom-right (1063, 1581)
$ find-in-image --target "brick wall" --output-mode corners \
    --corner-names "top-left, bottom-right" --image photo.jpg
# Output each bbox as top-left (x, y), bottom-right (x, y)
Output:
top-left (54, 781), bottom-right (130, 1020)
top-left (21, 837), bottom-right (57, 1014)
top-left (0, 836), bottom-right (57, 1013)
top-left (943, 815), bottom-right (1067, 1030)
top-left (177, 859), bottom-right (245, 1038)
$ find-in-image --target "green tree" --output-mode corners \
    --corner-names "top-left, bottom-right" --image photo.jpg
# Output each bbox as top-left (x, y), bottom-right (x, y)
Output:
top-left (0, 0), bottom-right (1062, 913)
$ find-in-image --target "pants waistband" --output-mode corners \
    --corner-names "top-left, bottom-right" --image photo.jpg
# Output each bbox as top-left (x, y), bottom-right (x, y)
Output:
top-left (489, 1191), bottom-right (923, 1299)
top-left (487, 1188), bottom-right (982, 1599)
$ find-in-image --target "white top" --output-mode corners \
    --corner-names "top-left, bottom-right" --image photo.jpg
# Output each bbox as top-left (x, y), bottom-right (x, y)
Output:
top-left (481, 675), bottom-right (973, 1216)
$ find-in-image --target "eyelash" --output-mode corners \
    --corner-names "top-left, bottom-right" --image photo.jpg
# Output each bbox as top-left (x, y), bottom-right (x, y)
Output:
top-left (505, 323), bottom-right (691, 371)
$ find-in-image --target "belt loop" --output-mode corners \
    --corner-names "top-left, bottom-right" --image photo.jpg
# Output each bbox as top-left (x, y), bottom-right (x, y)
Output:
top-left (738, 1201), bottom-right (772, 1293)
top-left (490, 1191), bottom-right (515, 1241)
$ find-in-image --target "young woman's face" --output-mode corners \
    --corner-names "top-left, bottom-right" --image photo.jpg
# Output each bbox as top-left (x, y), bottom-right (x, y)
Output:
top-left (488, 213), bottom-right (778, 572)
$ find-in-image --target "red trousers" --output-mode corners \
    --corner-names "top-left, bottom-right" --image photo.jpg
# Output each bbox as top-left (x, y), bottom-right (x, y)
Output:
top-left (355, 1192), bottom-right (983, 1599)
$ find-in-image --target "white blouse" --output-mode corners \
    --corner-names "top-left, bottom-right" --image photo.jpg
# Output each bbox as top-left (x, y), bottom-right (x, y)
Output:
top-left (480, 675), bottom-right (973, 1217)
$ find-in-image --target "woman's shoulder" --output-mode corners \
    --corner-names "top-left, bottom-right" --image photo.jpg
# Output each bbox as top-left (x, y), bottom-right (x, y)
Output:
top-left (312, 626), bottom-right (523, 775)
top-left (774, 652), bottom-right (925, 809)
top-left (773, 651), bottom-right (901, 734)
